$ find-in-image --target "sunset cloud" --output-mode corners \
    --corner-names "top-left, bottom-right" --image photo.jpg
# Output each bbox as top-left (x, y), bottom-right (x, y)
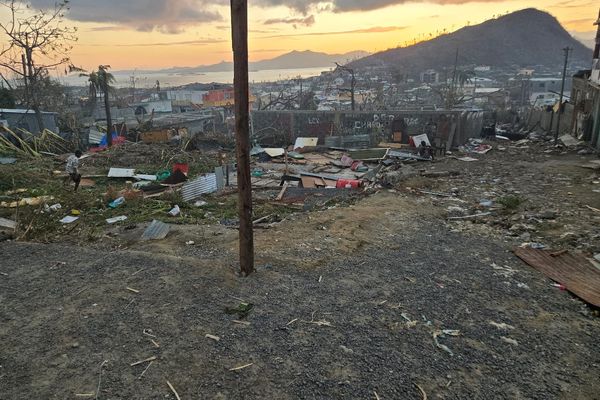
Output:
top-left (27, 0), bottom-right (223, 33)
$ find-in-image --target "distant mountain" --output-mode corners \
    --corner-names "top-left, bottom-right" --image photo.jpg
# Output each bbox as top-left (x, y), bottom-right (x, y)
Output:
top-left (351, 8), bottom-right (592, 74)
top-left (127, 50), bottom-right (369, 75)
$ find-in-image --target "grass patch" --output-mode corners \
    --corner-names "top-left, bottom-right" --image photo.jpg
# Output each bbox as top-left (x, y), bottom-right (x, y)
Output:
top-left (497, 195), bottom-right (525, 210)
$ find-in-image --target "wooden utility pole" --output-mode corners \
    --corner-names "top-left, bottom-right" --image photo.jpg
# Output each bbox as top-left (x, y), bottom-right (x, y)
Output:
top-left (231, 0), bottom-right (254, 276)
top-left (554, 46), bottom-right (571, 145)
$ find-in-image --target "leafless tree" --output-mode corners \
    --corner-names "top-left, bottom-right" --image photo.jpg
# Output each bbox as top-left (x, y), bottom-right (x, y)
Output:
top-left (0, 0), bottom-right (77, 132)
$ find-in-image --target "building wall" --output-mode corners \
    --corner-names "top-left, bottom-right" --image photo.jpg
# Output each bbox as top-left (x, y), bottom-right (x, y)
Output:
top-left (0, 112), bottom-right (58, 133)
top-left (251, 110), bottom-right (483, 148)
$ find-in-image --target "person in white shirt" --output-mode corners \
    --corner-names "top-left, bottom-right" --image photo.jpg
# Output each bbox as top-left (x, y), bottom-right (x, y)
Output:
top-left (65, 150), bottom-right (82, 191)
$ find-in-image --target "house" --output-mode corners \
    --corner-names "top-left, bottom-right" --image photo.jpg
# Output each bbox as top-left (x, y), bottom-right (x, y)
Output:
top-left (0, 108), bottom-right (59, 133)
top-left (420, 69), bottom-right (439, 84)
top-left (569, 9), bottom-right (600, 147)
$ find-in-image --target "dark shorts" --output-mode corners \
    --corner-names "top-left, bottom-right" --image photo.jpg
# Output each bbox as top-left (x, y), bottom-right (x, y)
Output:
top-left (69, 173), bottom-right (81, 183)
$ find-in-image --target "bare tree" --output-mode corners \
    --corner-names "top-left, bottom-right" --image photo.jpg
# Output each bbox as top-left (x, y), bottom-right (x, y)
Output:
top-left (0, 0), bottom-right (77, 132)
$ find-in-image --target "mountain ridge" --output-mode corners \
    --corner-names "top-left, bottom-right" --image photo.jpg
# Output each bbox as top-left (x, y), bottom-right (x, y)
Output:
top-left (350, 8), bottom-right (592, 74)
top-left (116, 50), bottom-right (369, 75)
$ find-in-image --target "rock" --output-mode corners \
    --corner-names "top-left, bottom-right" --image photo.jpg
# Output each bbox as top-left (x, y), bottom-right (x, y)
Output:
top-left (537, 210), bottom-right (558, 220)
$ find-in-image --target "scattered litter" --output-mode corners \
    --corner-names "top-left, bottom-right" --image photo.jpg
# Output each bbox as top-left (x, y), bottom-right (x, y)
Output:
top-left (133, 174), bottom-right (157, 181)
top-left (130, 356), bottom-right (157, 367)
top-left (162, 169), bottom-right (188, 185)
top-left (432, 329), bottom-right (459, 356)
top-left (264, 148), bottom-right (285, 158)
top-left (448, 212), bottom-right (491, 220)
top-left (167, 205), bottom-right (181, 217)
top-left (141, 220), bottom-right (170, 240)
top-left (0, 157), bottom-right (17, 165)
top-left (229, 363), bottom-right (254, 372)
top-left (108, 168), bottom-right (135, 178)
top-left (500, 336), bottom-right (519, 346)
top-left (415, 383), bottom-right (428, 400)
top-left (166, 380), bottom-right (182, 400)
top-left (489, 321), bottom-right (515, 330)
top-left (108, 197), bottom-right (125, 209)
top-left (60, 216), bottom-right (79, 224)
top-left (186, 241), bottom-right (195, 245)
top-left (0, 217), bottom-right (16, 230)
top-left (205, 334), bottom-right (220, 342)
top-left (1, 195), bottom-right (54, 208)
top-left (182, 174), bottom-right (218, 201)
top-left (294, 137), bottom-right (318, 150)
top-left (457, 156), bottom-right (478, 162)
top-left (106, 216), bottom-right (127, 224)
top-left (138, 361), bottom-right (153, 380)
top-left (194, 200), bottom-right (208, 207)
top-left (559, 135), bottom-right (580, 147)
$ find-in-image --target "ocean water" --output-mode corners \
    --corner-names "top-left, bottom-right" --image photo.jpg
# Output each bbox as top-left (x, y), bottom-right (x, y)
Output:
top-left (57, 66), bottom-right (331, 88)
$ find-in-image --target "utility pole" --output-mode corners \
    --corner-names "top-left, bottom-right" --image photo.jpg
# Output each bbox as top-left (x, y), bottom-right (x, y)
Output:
top-left (230, 0), bottom-right (254, 276)
top-left (554, 46), bottom-right (571, 145)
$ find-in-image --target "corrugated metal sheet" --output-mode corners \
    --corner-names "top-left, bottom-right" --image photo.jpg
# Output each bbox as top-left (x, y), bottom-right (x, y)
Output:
top-left (182, 174), bottom-right (218, 201)
top-left (88, 129), bottom-right (104, 145)
top-left (0, 157), bottom-right (17, 165)
top-left (215, 166), bottom-right (225, 191)
top-left (141, 220), bottom-right (170, 240)
top-left (108, 168), bottom-right (135, 178)
top-left (349, 148), bottom-right (389, 161)
top-left (514, 248), bottom-right (600, 306)
top-left (294, 137), bottom-right (319, 150)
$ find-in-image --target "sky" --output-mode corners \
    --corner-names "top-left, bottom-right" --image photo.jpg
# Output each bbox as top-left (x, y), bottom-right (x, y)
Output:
top-left (1, 0), bottom-right (597, 70)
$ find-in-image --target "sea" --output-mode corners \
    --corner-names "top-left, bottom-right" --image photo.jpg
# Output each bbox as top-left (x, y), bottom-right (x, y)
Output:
top-left (56, 66), bottom-right (331, 88)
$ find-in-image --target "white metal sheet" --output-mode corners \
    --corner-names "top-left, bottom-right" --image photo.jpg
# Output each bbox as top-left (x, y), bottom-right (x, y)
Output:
top-left (108, 168), bottom-right (136, 178)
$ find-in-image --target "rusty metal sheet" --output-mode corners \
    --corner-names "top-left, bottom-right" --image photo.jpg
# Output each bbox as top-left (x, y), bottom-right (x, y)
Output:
top-left (514, 248), bottom-right (600, 306)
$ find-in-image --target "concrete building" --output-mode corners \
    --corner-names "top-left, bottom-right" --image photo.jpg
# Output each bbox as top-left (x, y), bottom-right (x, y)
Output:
top-left (0, 108), bottom-right (59, 133)
top-left (420, 69), bottom-right (440, 84)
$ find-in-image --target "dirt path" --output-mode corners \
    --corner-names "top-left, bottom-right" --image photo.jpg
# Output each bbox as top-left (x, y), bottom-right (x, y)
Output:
top-left (1, 191), bottom-right (599, 399)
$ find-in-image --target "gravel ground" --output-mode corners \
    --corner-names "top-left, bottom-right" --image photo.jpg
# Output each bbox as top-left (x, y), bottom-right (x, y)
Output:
top-left (1, 208), bottom-right (599, 399)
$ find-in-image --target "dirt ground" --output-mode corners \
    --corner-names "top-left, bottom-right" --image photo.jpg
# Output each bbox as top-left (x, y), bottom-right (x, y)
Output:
top-left (1, 141), bottom-right (600, 399)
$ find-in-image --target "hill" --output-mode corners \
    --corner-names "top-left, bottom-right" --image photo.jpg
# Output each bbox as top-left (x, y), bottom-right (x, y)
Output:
top-left (351, 8), bottom-right (592, 74)
top-left (133, 50), bottom-right (369, 75)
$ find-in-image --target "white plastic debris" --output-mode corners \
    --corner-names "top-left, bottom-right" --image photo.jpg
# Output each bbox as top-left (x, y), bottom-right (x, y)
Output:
top-left (168, 205), bottom-right (181, 217)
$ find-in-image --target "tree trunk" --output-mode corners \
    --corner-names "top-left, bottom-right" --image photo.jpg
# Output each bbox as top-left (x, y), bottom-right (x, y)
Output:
top-left (103, 88), bottom-right (113, 147)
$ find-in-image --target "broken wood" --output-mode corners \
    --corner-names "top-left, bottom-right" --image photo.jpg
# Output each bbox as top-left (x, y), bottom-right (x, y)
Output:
top-left (150, 339), bottom-right (160, 348)
top-left (229, 362), bottom-right (254, 371)
top-left (166, 380), bottom-right (181, 400)
top-left (585, 205), bottom-right (600, 213)
top-left (448, 212), bottom-right (491, 220)
top-left (126, 287), bottom-right (140, 294)
top-left (275, 182), bottom-right (289, 201)
top-left (138, 361), bottom-right (153, 380)
top-left (286, 318), bottom-right (299, 326)
top-left (130, 356), bottom-right (157, 367)
top-left (415, 383), bottom-right (428, 400)
top-left (205, 334), bottom-right (220, 342)
top-left (96, 360), bottom-right (107, 400)
top-left (232, 320), bottom-right (251, 326)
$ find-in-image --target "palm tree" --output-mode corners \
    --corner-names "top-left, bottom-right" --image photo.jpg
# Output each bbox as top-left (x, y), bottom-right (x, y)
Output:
top-left (81, 65), bottom-right (115, 146)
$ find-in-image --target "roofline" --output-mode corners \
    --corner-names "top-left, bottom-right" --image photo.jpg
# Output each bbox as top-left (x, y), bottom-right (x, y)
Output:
top-left (0, 108), bottom-right (57, 115)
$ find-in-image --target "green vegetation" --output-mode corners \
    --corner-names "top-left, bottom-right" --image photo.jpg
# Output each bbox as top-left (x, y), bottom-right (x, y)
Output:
top-left (497, 195), bottom-right (525, 210)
